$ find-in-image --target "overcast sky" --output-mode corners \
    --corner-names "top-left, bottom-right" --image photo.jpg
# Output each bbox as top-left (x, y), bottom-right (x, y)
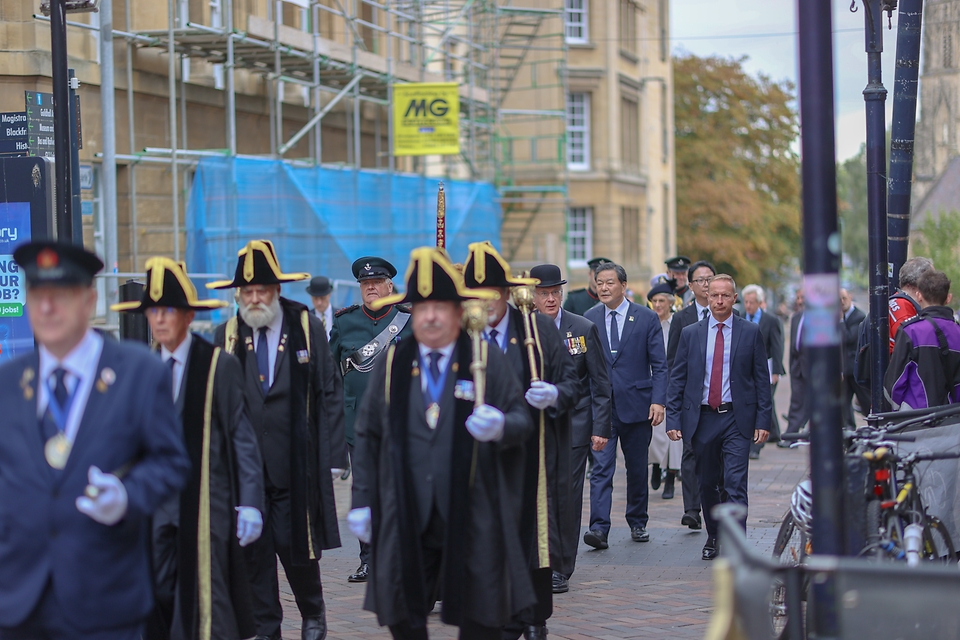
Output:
top-left (672, 0), bottom-right (902, 162)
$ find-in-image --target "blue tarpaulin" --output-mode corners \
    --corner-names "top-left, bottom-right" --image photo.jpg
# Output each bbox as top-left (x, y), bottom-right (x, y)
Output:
top-left (185, 157), bottom-right (501, 320)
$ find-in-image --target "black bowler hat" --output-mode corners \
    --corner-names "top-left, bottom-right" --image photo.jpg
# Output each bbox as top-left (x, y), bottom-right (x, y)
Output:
top-left (463, 241), bottom-right (538, 289)
top-left (530, 264), bottom-right (567, 288)
top-left (306, 275), bottom-right (333, 297)
top-left (207, 240), bottom-right (310, 290)
top-left (352, 257), bottom-right (398, 281)
top-left (647, 281), bottom-right (675, 302)
top-left (369, 247), bottom-right (499, 311)
top-left (665, 255), bottom-right (692, 272)
top-left (586, 257), bottom-right (613, 272)
top-left (112, 257), bottom-right (229, 312)
top-left (13, 241), bottom-right (104, 287)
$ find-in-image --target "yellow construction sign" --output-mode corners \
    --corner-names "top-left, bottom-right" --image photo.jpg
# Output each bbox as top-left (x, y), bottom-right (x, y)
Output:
top-left (392, 83), bottom-right (460, 156)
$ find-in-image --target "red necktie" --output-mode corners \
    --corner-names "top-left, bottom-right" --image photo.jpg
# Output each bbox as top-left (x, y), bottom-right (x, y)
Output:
top-left (708, 323), bottom-right (725, 409)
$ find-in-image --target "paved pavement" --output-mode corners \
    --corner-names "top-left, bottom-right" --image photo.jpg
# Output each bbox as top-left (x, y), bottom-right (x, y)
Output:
top-left (277, 384), bottom-right (809, 639)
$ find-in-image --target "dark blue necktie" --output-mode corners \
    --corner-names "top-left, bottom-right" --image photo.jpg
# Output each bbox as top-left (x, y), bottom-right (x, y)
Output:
top-left (609, 311), bottom-right (620, 354)
top-left (42, 368), bottom-right (69, 441)
top-left (428, 351), bottom-right (442, 381)
top-left (487, 328), bottom-right (501, 352)
top-left (256, 327), bottom-right (270, 394)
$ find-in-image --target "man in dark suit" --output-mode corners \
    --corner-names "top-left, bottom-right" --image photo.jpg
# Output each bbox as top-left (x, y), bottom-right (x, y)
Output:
top-left (0, 241), bottom-right (190, 639)
top-left (666, 274), bottom-right (772, 560)
top-left (840, 288), bottom-right (868, 427)
top-left (114, 257), bottom-right (265, 640)
top-left (781, 290), bottom-right (810, 443)
top-left (348, 247), bottom-right (535, 640)
top-left (463, 243), bottom-right (579, 640)
top-left (583, 263), bottom-right (667, 550)
top-left (741, 284), bottom-right (784, 459)
top-left (666, 259), bottom-right (719, 530)
top-left (211, 240), bottom-right (347, 640)
top-left (530, 263), bottom-right (612, 595)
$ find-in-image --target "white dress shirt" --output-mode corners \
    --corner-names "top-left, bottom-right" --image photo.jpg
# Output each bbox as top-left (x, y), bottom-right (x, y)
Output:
top-left (418, 341), bottom-right (456, 393)
top-left (604, 297), bottom-right (631, 347)
top-left (746, 308), bottom-right (763, 324)
top-left (252, 310), bottom-right (284, 387)
top-left (161, 332), bottom-right (193, 402)
top-left (695, 301), bottom-right (710, 321)
top-left (702, 314), bottom-right (733, 405)
top-left (485, 311), bottom-right (511, 353)
top-left (37, 329), bottom-right (104, 445)
top-left (553, 307), bottom-right (563, 331)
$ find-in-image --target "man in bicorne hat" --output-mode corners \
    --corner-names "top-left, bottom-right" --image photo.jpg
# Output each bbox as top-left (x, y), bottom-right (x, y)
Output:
top-left (113, 257), bottom-right (265, 640)
top-left (210, 240), bottom-right (347, 640)
top-left (348, 247), bottom-right (535, 639)
top-left (562, 257), bottom-right (611, 316)
top-left (329, 256), bottom-right (412, 582)
top-left (463, 242), bottom-right (578, 640)
top-left (0, 241), bottom-right (189, 640)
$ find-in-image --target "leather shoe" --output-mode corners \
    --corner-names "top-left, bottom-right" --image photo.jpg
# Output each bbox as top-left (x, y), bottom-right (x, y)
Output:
top-left (551, 571), bottom-right (569, 593)
top-left (681, 511), bottom-right (702, 530)
top-left (348, 563), bottom-right (369, 582)
top-left (630, 526), bottom-right (650, 542)
top-left (661, 471), bottom-right (676, 499)
top-left (583, 528), bottom-right (608, 550)
top-left (749, 450), bottom-right (760, 460)
top-left (254, 635), bottom-right (281, 640)
top-left (702, 537), bottom-right (719, 561)
top-left (302, 610), bottom-right (327, 640)
top-left (650, 464), bottom-right (662, 490)
top-left (523, 624), bottom-right (548, 639)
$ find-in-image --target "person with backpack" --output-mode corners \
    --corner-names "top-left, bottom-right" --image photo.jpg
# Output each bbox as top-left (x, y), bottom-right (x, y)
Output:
top-left (884, 270), bottom-right (960, 410)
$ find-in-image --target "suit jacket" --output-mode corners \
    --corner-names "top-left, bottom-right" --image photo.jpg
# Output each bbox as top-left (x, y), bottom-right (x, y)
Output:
top-left (755, 310), bottom-right (785, 377)
top-left (789, 312), bottom-right (809, 379)
top-left (585, 300), bottom-right (667, 423)
top-left (667, 302), bottom-right (743, 370)
top-left (0, 338), bottom-right (190, 630)
top-left (841, 306), bottom-right (866, 376)
top-left (666, 315), bottom-right (773, 440)
top-left (557, 309), bottom-right (612, 445)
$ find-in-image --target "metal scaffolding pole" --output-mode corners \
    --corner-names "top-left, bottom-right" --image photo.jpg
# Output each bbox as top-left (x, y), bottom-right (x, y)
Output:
top-left (125, 0), bottom-right (139, 270)
top-left (100, 0), bottom-right (119, 324)
top-left (225, 0), bottom-right (237, 154)
top-left (168, 0), bottom-right (181, 260)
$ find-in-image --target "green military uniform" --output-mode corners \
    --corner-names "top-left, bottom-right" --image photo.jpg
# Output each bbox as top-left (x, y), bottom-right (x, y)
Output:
top-left (563, 256), bottom-right (611, 316)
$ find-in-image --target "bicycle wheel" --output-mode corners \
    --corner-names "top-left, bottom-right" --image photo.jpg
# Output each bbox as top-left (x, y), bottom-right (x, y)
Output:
top-left (771, 511), bottom-right (806, 639)
top-left (923, 516), bottom-right (958, 564)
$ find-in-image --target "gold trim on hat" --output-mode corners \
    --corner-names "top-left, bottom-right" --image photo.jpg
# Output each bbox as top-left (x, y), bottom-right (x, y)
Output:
top-left (111, 257), bottom-right (230, 311)
top-left (465, 241), bottom-right (539, 287)
top-left (205, 239), bottom-right (310, 289)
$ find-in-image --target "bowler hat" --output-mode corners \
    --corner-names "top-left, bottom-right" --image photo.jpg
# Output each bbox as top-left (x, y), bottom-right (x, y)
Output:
top-left (306, 275), bottom-right (333, 297)
top-left (529, 264), bottom-right (567, 288)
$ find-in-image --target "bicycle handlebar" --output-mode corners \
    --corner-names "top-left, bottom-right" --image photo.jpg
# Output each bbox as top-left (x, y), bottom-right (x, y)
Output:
top-left (913, 451), bottom-right (960, 462)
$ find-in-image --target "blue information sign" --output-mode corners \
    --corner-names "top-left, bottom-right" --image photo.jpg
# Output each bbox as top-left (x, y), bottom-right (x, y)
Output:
top-left (0, 202), bottom-right (33, 362)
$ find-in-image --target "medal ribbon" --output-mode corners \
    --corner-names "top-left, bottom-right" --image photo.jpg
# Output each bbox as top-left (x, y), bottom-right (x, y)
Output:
top-left (422, 352), bottom-right (450, 405)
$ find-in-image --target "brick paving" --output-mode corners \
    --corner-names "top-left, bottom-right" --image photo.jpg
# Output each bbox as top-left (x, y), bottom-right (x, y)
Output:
top-left (277, 383), bottom-right (808, 639)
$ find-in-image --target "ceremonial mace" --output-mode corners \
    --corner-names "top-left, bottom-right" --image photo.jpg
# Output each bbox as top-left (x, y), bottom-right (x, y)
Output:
top-left (511, 279), bottom-right (541, 382)
top-left (435, 182), bottom-right (446, 249)
top-left (462, 299), bottom-right (488, 487)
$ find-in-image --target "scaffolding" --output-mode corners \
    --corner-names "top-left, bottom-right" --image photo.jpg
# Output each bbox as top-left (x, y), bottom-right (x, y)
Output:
top-left (47, 0), bottom-right (569, 270)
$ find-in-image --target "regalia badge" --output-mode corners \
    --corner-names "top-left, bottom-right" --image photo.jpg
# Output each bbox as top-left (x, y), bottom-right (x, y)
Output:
top-left (454, 379), bottom-right (475, 402)
top-left (388, 325), bottom-right (399, 335)
top-left (297, 349), bottom-right (310, 364)
top-left (361, 341), bottom-right (379, 358)
top-left (565, 336), bottom-right (587, 356)
top-left (21, 367), bottom-right (35, 401)
top-left (628, 316), bottom-right (635, 322)
top-left (97, 367), bottom-right (116, 393)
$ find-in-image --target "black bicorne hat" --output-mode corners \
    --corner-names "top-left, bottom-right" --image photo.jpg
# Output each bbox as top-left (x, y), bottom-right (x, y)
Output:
top-left (206, 240), bottom-right (310, 290)
top-left (369, 247), bottom-right (499, 311)
top-left (112, 257), bottom-right (229, 312)
top-left (462, 241), bottom-right (539, 289)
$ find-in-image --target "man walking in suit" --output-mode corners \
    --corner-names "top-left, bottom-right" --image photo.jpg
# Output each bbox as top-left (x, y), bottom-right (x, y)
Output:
top-left (114, 258), bottom-right (265, 640)
top-left (307, 276), bottom-right (334, 342)
top-left (840, 288), bottom-right (868, 427)
top-left (742, 284), bottom-right (784, 459)
top-left (583, 263), bottom-right (667, 549)
top-left (666, 274), bottom-right (771, 560)
top-left (348, 247), bottom-right (535, 640)
top-left (530, 263), bottom-right (612, 594)
top-left (211, 240), bottom-right (347, 640)
top-left (781, 290), bottom-right (810, 443)
top-left (0, 241), bottom-right (190, 639)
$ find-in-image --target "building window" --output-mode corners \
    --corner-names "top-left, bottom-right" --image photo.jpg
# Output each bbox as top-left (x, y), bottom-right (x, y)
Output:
top-left (945, 34), bottom-right (954, 69)
top-left (567, 92), bottom-right (591, 170)
top-left (567, 207), bottom-right (593, 265)
top-left (621, 96), bottom-right (640, 174)
top-left (621, 206), bottom-right (640, 266)
top-left (565, 0), bottom-right (588, 44)
top-left (619, 0), bottom-right (637, 57)
top-left (659, 0), bottom-right (668, 62)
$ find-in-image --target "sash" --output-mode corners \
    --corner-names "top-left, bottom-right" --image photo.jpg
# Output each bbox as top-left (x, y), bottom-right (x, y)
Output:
top-left (340, 311), bottom-right (410, 375)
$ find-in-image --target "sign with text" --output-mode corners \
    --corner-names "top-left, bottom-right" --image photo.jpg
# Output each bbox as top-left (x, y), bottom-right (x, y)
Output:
top-left (0, 202), bottom-right (32, 362)
top-left (392, 83), bottom-right (460, 157)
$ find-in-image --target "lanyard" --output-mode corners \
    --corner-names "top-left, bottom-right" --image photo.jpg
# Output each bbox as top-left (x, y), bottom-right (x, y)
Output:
top-left (46, 377), bottom-right (78, 435)
top-left (422, 354), bottom-right (450, 405)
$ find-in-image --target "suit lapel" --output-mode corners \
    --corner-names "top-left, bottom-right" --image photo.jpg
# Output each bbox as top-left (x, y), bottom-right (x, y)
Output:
top-left (695, 319), bottom-right (709, 378)
top-left (730, 315), bottom-right (743, 369)
top-left (593, 309), bottom-right (614, 365)
top-left (274, 315), bottom-right (289, 386)
top-left (18, 355), bottom-right (50, 480)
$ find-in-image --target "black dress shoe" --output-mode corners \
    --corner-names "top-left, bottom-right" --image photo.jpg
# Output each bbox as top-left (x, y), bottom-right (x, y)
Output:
top-left (749, 450), bottom-right (760, 460)
top-left (681, 511), bottom-right (702, 530)
top-left (661, 471), bottom-right (676, 499)
top-left (302, 610), bottom-right (327, 640)
top-left (650, 464), bottom-right (662, 491)
top-left (348, 563), bottom-right (369, 582)
top-left (630, 526), bottom-right (650, 542)
top-left (702, 537), bottom-right (719, 561)
top-left (583, 528), bottom-right (608, 549)
top-left (551, 571), bottom-right (569, 593)
top-left (254, 634), bottom-right (281, 640)
top-left (523, 624), bottom-right (548, 640)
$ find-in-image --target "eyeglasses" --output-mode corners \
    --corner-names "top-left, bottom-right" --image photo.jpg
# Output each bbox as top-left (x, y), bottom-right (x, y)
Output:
top-left (691, 278), bottom-right (712, 286)
top-left (708, 293), bottom-right (734, 301)
top-left (535, 290), bottom-right (563, 299)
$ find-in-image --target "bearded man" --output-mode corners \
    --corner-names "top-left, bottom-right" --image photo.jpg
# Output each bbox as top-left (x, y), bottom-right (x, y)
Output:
top-left (211, 240), bottom-right (347, 640)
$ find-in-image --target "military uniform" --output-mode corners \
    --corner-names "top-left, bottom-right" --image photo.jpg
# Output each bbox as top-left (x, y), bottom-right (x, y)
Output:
top-left (562, 257), bottom-right (611, 316)
top-left (328, 256), bottom-right (412, 582)
top-left (665, 256), bottom-right (694, 308)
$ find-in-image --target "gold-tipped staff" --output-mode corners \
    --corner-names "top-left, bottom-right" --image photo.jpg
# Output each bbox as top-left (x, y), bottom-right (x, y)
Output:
top-left (436, 182), bottom-right (446, 249)
top-left (462, 298), bottom-right (488, 487)
top-left (511, 282), bottom-right (541, 382)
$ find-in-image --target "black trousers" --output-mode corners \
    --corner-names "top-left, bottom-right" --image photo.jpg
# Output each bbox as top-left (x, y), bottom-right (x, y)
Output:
top-left (348, 443), bottom-right (372, 566)
top-left (501, 568), bottom-right (552, 640)
top-left (680, 440), bottom-right (701, 515)
top-left (842, 376), bottom-right (871, 428)
top-left (245, 486), bottom-right (324, 636)
top-left (691, 410), bottom-right (750, 539)
top-left (0, 580), bottom-right (142, 640)
top-left (784, 374), bottom-right (810, 436)
top-left (561, 444), bottom-right (590, 578)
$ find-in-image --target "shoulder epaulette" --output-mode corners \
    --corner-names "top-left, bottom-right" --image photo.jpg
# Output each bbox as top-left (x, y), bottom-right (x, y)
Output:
top-left (396, 304), bottom-right (412, 313)
top-left (335, 304), bottom-right (360, 318)
top-left (569, 287), bottom-right (586, 294)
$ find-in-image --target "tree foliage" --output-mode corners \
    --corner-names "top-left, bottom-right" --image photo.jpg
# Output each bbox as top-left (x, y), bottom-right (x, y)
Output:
top-left (837, 144), bottom-right (869, 286)
top-left (913, 210), bottom-right (960, 310)
top-left (674, 54), bottom-right (801, 287)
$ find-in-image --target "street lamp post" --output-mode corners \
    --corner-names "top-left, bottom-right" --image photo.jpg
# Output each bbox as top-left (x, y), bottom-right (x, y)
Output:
top-left (49, 0), bottom-right (75, 243)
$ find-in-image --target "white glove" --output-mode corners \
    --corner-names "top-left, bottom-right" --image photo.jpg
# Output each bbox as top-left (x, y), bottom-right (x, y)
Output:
top-left (236, 506), bottom-right (263, 547)
top-left (525, 381), bottom-right (559, 410)
top-left (76, 466), bottom-right (128, 526)
top-left (331, 468), bottom-right (344, 479)
top-left (348, 507), bottom-right (372, 544)
top-left (465, 404), bottom-right (505, 442)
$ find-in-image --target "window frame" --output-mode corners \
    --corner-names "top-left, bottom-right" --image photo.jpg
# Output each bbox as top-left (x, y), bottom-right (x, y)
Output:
top-left (567, 206), bottom-right (594, 267)
top-left (565, 0), bottom-right (589, 45)
top-left (566, 92), bottom-right (591, 171)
